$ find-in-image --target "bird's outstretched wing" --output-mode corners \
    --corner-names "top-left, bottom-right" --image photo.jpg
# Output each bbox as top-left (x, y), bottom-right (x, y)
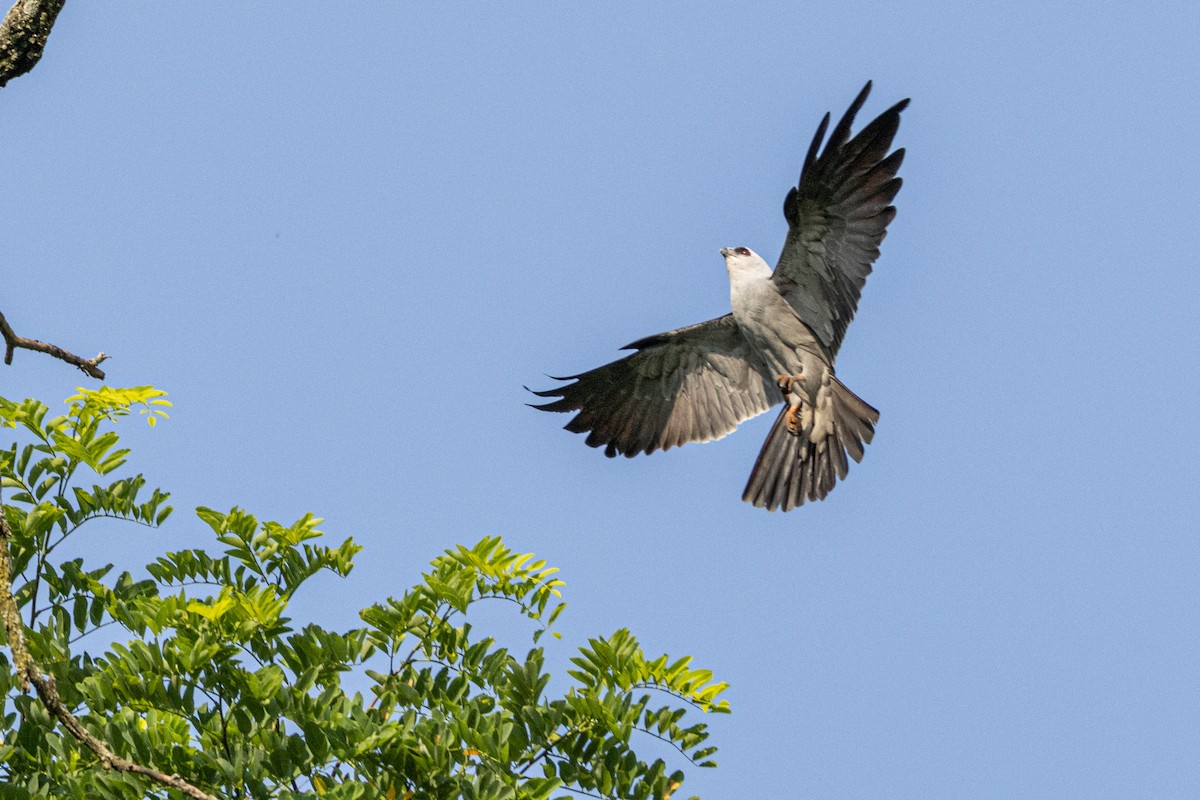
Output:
top-left (773, 81), bottom-right (908, 359)
top-left (530, 314), bottom-right (779, 457)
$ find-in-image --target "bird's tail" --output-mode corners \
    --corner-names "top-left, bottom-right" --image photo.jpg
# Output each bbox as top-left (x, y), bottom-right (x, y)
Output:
top-left (742, 376), bottom-right (879, 512)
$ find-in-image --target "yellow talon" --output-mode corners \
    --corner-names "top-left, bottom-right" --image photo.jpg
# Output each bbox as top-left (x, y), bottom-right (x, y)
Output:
top-left (786, 404), bottom-right (802, 435)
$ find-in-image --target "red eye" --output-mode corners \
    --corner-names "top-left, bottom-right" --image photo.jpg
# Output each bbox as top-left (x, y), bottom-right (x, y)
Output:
top-left (736, 247), bottom-right (750, 256)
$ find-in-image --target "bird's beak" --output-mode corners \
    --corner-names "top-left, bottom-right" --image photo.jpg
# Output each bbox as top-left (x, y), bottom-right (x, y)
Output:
top-left (719, 247), bottom-right (732, 258)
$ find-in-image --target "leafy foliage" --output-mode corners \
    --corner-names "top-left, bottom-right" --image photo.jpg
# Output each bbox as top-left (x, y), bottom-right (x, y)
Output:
top-left (0, 389), bottom-right (728, 799)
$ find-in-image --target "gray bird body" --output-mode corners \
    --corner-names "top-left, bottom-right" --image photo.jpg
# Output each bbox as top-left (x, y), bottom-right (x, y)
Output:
top-left (532, 82), bottom-right (906, 511)
top-left (724, 247), bottom-right (827, 398)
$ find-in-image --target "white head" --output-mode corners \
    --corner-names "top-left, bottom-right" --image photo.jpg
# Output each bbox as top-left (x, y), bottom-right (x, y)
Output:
top-left (719, 246), bottom-right (771, 280)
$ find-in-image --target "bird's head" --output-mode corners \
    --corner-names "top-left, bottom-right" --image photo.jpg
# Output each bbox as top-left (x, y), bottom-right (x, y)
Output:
top-left (720, 246), bottom-right (770, 279)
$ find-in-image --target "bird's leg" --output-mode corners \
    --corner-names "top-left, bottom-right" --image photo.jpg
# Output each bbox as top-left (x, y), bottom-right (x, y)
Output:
top-left (775, 370), bottom-right (805, 395)
top-left (786, 401), bottom-right (805, 436)
top-left (776, 370), bottom-right (806, 436)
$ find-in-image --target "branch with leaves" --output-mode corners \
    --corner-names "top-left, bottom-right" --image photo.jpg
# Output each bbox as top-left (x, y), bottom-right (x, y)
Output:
top-left (0, 387), bottom-right (729, 798)
top-left (0, 513), bottom-right (217, 799)
top-left (0, 389), bottom-right (217, 799)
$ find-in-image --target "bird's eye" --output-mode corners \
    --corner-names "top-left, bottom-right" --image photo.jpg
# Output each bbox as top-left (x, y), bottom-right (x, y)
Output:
top-left (736, 247), bottom-right (750, 256)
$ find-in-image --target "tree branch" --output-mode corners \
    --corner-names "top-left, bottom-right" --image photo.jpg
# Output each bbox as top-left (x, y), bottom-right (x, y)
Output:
top-left (0, 509), bottom-right (218, 800)
top-left (1, 1), bottom-right (109, 382)
top-left (0, 0), bottom-right (66, 88)
top-left (0, 309), bottom-right (107, 379)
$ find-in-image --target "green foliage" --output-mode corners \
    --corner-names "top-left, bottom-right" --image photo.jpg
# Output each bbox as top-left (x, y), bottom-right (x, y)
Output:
top-left (0, 390), bottom-right (728, 799)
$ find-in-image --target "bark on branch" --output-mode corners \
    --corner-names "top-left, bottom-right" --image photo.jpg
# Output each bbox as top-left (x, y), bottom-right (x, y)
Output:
top-left (0, 309), bottom-right (108, 379)
top-left (0, 510), bottom-right (220, 800)
top-left (0, 0), bottom-right (65, 87)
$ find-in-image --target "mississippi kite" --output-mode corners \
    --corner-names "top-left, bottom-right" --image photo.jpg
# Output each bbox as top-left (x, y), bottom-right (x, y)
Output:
top-left (532, 82), bottom-right (907, 511)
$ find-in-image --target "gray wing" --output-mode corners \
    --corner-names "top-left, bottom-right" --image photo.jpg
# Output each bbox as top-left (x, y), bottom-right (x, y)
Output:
top-left (530, 314), bottom-right (779, 457)
top-left (773, 81), bottom-right (908, 359)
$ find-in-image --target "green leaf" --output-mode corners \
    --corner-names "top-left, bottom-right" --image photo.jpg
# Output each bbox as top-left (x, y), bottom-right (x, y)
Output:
top-left (0, 390), bottom-right (729, 799)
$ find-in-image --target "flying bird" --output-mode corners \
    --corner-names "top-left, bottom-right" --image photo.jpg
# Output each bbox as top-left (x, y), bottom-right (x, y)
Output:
top-left (531, 82), bottom-right (907, 511)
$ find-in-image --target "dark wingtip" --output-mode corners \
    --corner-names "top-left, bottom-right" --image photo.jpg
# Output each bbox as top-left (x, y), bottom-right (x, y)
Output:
top-left (800, 82), bottom-right (894, 190)
top-left (621, 334), bottom-right (665, 350)
top-left (855, 80), bottom-right (873, 106)
top-left (796, 84), bottom-right (909, 205)
top-left (528, 373), bottom-right (579, 385)
top-left (527, 399), bottom-right (569, 412)
top-left (526, 379), bottom-right (580, 412)
top-left (854, 82), bottom-right (907, 118)
top-left (798, 111), bottom-right (831, 188)
top-left (827, 81), bottom-right (874, 152)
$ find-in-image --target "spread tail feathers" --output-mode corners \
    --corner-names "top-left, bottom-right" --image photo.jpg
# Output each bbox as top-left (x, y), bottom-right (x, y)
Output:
top-left (742, 377), bottom-right (879, 512)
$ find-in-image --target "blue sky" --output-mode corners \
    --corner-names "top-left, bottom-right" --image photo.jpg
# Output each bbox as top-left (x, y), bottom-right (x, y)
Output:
top-left (4, 2), bottom-right (1199, 798)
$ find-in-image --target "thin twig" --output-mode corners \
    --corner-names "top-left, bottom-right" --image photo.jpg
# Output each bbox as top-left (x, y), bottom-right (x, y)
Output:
top-left (0, 309), bottom-right (107, 379)
top-left (517, 728), bottom-right (581, 777)
top-left (0, 507), bottom-right (219, 800)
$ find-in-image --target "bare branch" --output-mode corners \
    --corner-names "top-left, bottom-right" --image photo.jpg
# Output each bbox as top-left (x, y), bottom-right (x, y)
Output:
top-left (1, 1), bottom-right (109, 382)
top-left (0, 509), bottom-right (218, 800)
top-left (0, 0), bottom-right (66, 88)
top-left (0, 309), bottom-right (107, 380)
